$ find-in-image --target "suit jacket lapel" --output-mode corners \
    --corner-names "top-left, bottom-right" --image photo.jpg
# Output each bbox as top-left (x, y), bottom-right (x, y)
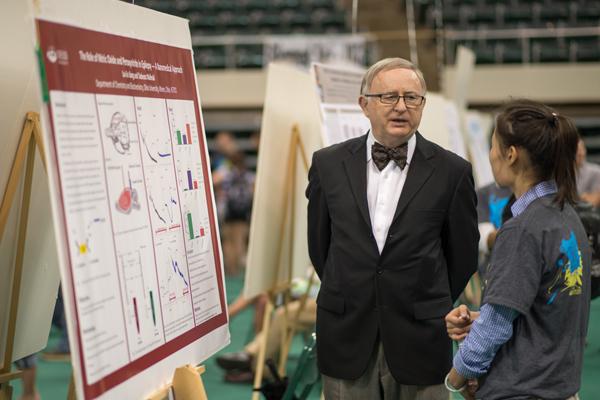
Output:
top-left (390, 132), bottom-right (435, 226)
top-left (343, 134), bottom-right (372, 232)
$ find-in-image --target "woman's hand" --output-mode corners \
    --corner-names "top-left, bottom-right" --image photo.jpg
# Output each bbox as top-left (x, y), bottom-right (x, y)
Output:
top-left (447, 368), bottom-right (477, 400)
top-left (464, 379), bottom-right (479, 399)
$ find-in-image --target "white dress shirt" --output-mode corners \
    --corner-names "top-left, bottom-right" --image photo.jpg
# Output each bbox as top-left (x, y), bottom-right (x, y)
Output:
top-left (366, 131), bottom-right (416, 254)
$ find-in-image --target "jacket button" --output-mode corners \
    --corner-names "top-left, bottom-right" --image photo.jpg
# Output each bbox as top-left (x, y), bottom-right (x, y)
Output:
top-left (377, 269), bottom-right (383, 275)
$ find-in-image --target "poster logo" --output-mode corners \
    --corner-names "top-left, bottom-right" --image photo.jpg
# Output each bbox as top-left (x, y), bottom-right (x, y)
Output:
top-left (46, 46), bottom-right (69, 65)
top-left (46, 47), bottom-right (57, 63)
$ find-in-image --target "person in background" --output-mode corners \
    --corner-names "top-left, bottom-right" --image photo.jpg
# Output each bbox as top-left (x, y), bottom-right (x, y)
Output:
top-left (14, 355), bottom-right (40, 400)
top-left (445, 100), bottom-right (591, 400)
top-left (211, 131), bottom-right (239, 225)
top-left (306, 57), bottom-right (478, 400)
top-left (227, 293), bottom-right (269, 336)
top-left (476, 183), bottom-right (512, 264)
top-left (220, 151), bottom-right (255, 276)
top-left (576, 137), bottom-right (600, 207)
top-left (211, 130), bottom-right (238, 172)
top-left (41, 289), bottom-right (69, 362)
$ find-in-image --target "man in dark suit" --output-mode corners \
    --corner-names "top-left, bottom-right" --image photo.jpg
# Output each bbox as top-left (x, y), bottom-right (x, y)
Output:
top-left (306, 58), bottom-right (478, 399)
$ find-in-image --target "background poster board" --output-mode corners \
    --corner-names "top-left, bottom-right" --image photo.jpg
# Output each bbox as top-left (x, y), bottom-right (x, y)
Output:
top-left (311, 63), bottom-right (370, 146)
top-left (244, 63), bottom-right (323, 298)
top-left (418, 93), bottom-right (468, 159)
top-left (465, 110), bottom-right (495, 187)
top-left (0, 0), bottom-right (61, 365)
top-left (36, 1), bottom-right (228, 398)
top-left (444, 100), bottom-right (468, 160)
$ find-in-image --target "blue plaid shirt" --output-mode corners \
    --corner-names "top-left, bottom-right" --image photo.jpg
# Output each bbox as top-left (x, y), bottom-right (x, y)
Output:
top-left (453, 180), bottom-right (558, 378)
top-left (510, 180), bottom-right (558, 218)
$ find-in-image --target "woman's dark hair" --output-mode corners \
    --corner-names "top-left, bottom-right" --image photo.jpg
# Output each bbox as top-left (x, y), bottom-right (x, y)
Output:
top-left (495, 99), bottom-right (579, 208)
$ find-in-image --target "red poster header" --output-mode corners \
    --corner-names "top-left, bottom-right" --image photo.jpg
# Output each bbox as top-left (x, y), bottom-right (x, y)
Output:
top-left (38, 19), bottom-right (198, 100)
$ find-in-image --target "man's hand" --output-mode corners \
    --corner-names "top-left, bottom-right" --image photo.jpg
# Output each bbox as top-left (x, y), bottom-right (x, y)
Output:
top-left (445, 304), bottom-right (473, 341)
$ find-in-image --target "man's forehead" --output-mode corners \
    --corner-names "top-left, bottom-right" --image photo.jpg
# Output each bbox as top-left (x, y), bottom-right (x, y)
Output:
top-left (371, 68), bottom-right (422, 91)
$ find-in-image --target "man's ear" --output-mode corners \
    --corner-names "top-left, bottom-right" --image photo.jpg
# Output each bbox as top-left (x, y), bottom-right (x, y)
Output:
top-left (359, 96), bottom-right (369, 116)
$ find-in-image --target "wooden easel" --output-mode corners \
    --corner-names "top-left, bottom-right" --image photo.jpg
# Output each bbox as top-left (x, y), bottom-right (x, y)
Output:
top-left (146, 365), bottom-right (208, 400)
top-left (0, 112), bottom-right (46, 400)
top-left (66, 364), bottom-right (209, 400)
top-left (251, 125), bottom-right (312, 400)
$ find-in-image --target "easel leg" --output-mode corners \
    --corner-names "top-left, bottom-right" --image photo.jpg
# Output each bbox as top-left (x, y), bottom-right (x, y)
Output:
top-left (251, 297), bottom-right (274, 400)
top-left (67, 374), bottom-right (76, 400)
top-left (278, 298), bottom-right (301, 377)
top-left (248, 126), bottom-right (311, 399)
top-left (0, 113), bottom-right (40, 400)
top-left (0, 113), bottom-right (36, 243)
top-left (0, 384), bottom-right (13, 400)
top-left (278, 320), bottom-right (295, 377)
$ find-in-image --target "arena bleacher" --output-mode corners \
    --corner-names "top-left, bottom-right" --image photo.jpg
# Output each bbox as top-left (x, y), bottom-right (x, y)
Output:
top-left (417, 0), bottom-right (600, 64)
top-left (136, 0), bottom-right (350, 70)
top-left (133, 0), bottom-right (600, 164)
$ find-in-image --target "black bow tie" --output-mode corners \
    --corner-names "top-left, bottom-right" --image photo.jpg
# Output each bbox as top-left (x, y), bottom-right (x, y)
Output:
top-left (371, 141), bottom-right (408, 171)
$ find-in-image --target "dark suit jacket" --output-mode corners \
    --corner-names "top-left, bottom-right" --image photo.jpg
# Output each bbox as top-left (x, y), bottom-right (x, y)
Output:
top-left (306, 132), bottom-right (479, 385)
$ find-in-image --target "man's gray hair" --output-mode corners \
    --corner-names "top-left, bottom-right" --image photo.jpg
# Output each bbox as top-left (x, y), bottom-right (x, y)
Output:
top-left (360, 58), bottom-right (427, 95)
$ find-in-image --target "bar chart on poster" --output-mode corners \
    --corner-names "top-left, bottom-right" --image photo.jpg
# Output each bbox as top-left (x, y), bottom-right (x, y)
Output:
top-left (37, 15), bottom-right (228, 400)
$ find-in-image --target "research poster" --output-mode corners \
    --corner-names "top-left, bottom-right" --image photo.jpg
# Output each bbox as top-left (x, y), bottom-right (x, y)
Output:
top-left (37, 18), bottom-right (228, 399)
top-left (312, 63), bottom-right (370, 146)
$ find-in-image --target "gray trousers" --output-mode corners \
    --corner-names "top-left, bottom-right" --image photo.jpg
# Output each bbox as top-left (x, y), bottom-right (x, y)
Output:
top-left (322, 342), bottom-right (448, 400)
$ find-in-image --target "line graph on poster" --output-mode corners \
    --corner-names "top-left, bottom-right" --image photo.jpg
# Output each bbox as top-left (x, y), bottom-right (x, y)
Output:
top-left (146, 180), bottom-right (181, 235)
top-left (149, 193), bottom-right (179, 225)
top-left (155, 243), bottom-right (195, 340)
top-left (135, 98), bottom-right (173, 165)
top-left (140, 133), bottom-right (172, 164)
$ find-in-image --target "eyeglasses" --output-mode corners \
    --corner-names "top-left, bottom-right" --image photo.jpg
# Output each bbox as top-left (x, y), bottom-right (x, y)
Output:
top-left (363, 93), bottom-right (425, 108)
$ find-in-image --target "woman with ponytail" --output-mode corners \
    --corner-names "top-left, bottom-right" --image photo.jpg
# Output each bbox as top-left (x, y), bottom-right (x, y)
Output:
top-left (443, 99), bottom-right (591, 399)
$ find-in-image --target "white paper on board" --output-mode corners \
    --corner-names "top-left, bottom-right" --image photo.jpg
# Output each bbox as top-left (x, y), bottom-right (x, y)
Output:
top-left (465, 111), bottom-right (495, 188)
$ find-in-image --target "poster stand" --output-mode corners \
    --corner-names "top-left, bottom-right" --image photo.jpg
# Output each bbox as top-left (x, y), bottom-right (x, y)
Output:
top-left (65, 364), bottom-right (209, 400)
top-left (0, 112), bottom-right (47, 400)
top-left (144, 365), bottom-right (208, 400)
top-left (251, 125), bottom-right (312, 400)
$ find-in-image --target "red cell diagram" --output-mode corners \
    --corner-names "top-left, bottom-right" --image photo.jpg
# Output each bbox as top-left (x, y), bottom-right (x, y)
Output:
top-left (116, 169), bottom-right (140, 214)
